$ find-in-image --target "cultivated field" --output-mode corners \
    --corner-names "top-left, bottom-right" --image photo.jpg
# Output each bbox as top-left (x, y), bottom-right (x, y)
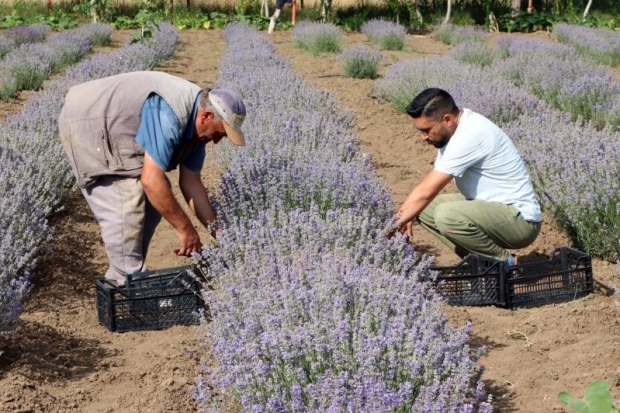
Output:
top-left (1, 26), bottom-right (619, 413)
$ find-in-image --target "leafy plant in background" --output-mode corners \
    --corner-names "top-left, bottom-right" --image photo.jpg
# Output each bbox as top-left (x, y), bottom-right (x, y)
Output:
top-left (338, 45), bottom-right (385, 79)
top-left (334, 7), bottom-right (371, 31)
top-left (559, 380), bottom-right (618, 413)
top-left (498, 11), bottom-right (559, 32)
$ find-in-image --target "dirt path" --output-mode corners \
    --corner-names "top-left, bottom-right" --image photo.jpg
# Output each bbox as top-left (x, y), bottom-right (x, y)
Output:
top-left (1, 27), bottom-right (619, 413)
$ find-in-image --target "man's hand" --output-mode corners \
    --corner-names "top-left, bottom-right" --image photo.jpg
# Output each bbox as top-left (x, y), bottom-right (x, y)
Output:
top-left (384, 220), bottom-right (413, 240)
top-left (174, 226), bottom-right (203, 256)
top-left (400, 220), bottom-right (413, 238)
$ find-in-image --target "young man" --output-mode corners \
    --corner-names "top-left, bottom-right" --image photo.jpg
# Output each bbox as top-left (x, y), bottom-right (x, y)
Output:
top-left (394, 88), bottom-right (541, 266)
top-left (59, 71), bottom-right (247, 285)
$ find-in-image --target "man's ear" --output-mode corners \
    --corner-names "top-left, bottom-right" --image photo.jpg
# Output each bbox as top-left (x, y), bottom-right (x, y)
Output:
top-left (201, 109), bottom-right (215, 122)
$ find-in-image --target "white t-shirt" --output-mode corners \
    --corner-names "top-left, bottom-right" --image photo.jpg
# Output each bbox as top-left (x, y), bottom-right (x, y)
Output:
top-left (434, 109), bottom-right (542, 222)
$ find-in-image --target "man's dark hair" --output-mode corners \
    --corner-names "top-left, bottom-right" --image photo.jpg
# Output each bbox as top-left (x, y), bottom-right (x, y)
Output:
top-left (406, 88), bottom-right (459, 120)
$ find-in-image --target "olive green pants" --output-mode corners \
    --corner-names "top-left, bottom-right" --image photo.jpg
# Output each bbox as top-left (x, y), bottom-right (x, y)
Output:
top-left (417, 194), bottom-right (542, 262)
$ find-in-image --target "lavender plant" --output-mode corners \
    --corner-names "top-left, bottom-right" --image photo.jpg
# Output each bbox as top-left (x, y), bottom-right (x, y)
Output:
top-left (448, 39), bottom-right (496, 67)
top-left (0, 24), bottom-right (50, 58)
top-left (361, 19), bottom-right (407, 51)
top-left (495, 37), bottom-right (620, 130)
top-left (504, 110), bottom-right (620, 260)
top-left (0, 22), bottom-right (180, 337)
top-left (292, 21), bottom-right (343, 54)
top-left (435, 23), bottom-right (489, 46)
top-left (338, 45), bottom-right (385, 79)
top-left (194, 206), bottom-right (490, 413)
top-left (554, 22), bottom-right (620, 67)
top-left (374, 55), bottom-right (546, 124)
top-left (192, 22), bottom-right (493, 413)
top-left (0, 23), bottom-right (113, 101)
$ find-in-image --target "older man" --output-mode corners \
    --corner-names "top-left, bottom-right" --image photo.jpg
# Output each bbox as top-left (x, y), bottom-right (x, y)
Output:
top-left (59, 71), bottom-right (247, 285)
top-left (394, 88), bottom-right (541, 266)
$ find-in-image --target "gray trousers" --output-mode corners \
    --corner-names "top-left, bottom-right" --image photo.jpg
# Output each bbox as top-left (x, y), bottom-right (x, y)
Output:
top-left (418, 194), bottom-right (541, 262)
top-left (81, 176), bottom-right (162, 285)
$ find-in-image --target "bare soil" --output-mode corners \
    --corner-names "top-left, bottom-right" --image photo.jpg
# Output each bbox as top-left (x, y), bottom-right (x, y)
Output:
top-left (1, 27), bottom-right (619, 413)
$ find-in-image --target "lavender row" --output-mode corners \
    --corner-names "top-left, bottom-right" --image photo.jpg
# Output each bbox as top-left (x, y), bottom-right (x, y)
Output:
top-left (0, 24), bottom-right (51, 59)
top-left (440, 29), bottom-right (620, 130)
top-left (503, 112), bottom-right (620, 259)
top-left (373, 55), bottom-right (546, 125)
top-left (554, 22), bottom-right (620, 67)
top-left (0, 22), bottom-right (180, 337)
top-left (195, 206), bottom-right (490, 412)
top-left (191, 22), bottom-right (492, 412)
top-left (0, 23), bottom-right (113, 101)
top-left (494, 36), bottom-right (620, 130)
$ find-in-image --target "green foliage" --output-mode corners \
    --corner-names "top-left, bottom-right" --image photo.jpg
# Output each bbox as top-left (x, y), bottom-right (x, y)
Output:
top-left (498, 11), bottom-right (560, 32)
top-left (35, 11), bottom-right (79, 30)
top-left (0, 0), bottom-right (46, 23)
top-left (559, 380), bottom-right (619, 413)
top-left (466, 0), bottom-right (512, 26)
top-left (0, 13), bottom-right (26, 28)
top-left (333, 7), bottom-right (371, 32)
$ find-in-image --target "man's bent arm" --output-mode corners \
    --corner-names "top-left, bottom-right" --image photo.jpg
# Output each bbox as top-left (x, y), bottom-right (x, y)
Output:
top-left (141, 154), bottom-right (201, 255)
top-left (179, 165), bottom-right (217, 236)
top-left (396, 169), bottom-right (453, 228)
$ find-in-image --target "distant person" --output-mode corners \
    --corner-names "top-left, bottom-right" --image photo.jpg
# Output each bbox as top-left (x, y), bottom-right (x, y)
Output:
top-left (268, 0), bottom-right (296, 34)
top-left (58, 71), bottom-right (247, 286)
top-left (393, 88), bottom-right (541, 266)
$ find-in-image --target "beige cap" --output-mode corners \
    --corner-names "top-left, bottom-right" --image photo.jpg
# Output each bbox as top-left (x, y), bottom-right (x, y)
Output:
top-left (208, 88), bottom-right (246, 146)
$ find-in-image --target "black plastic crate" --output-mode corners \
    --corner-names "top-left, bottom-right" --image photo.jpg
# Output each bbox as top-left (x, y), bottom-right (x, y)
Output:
top-left (96, 265), bottom-right (205, 332)
top-left (505, 247), bottom-right (593, 308)
top-left (431, 255), bottom-right (505, 307)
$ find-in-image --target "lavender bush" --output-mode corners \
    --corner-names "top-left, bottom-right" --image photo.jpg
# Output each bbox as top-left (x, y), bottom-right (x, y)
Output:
top-left (191, 22), bottom-right (493, 413)
top-left (554, 22), bottom-right (620, 67)
top-left (338, 45), bottom-right (385, 79)
top-left (374, 55), bottom-right (547, 124)
top-left (195, 207), bottom-right (490, 412)
top-left (495, 37), bottom-right (620, 130)
top-left (0, 24), bottom-right (50, 58)
top-left (435, 23), bottom-right (489, 46)
top-left (448, 39), bottom-right (496, 67)
top-left (293, 21), bottom-right (343, 54)
top-left (0, 22), bottom-right (180, 337)
top-left (0, 23), bottom-right (113, 101)
top-left (504, 110), bottom-right (620, 260)
top-left (361, 19), bottom-right (407, 51)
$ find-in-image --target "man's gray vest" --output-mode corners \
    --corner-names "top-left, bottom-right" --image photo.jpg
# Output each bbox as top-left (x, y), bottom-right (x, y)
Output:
top-left (58, 71), bottom-right (202, 188)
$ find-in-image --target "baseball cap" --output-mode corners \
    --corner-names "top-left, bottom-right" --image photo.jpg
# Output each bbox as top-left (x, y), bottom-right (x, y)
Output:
top-left (208, 88), bottom-right (246, 146)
